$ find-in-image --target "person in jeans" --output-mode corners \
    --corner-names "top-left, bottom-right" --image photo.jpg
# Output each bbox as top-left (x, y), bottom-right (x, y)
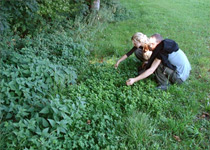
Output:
top-left (114, 32), bottom-right (152, 72)
top-left (126, 33), bottom-right (191, 90)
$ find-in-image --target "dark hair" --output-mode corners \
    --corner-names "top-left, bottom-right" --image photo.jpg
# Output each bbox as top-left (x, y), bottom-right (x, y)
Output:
top-left (151, 33), bottom-right (163, 43)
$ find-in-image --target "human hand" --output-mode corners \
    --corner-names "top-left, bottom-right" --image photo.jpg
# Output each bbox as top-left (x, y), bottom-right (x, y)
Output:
top-left (126, 78), bottom-right (135, 86)
top-left (114, 62), bottom-right (119, 69)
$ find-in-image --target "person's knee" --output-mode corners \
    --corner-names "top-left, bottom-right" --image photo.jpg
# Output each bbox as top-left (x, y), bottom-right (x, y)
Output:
top-left (154, 65), bottom-right (170, 85)
top-left (170, 72), bottom-right (183, 85)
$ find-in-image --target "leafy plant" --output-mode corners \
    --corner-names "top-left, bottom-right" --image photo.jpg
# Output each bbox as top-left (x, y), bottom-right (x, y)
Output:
top-left (0, 0), bottom-right (40, 35)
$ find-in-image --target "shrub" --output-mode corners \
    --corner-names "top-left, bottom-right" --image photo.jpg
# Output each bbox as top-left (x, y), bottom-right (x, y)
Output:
top-left (37, 0), bottom-right (90, 21)
top-left (0, 0), bottom-right (40, 35)
top-left (0, 30), bottom-right (92, 149)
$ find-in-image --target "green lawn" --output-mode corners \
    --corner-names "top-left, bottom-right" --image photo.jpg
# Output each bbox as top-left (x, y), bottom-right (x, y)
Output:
top-left (90, 0), bottom-right (210, 149)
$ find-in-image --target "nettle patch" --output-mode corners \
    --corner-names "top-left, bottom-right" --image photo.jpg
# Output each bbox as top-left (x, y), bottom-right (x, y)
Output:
top-left (0, 33), bottom-right (176, 149)
top-left (0, 50), bottom-right (174, 149)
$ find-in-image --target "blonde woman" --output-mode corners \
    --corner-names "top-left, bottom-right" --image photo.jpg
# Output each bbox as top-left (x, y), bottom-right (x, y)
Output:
top-left (114, 32), bottom-right (152, 74)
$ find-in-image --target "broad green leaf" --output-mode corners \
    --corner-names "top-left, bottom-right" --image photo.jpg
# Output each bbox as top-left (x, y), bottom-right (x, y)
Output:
top-left (42, 118), bottom-right (49, 127)
top-left (58, 127), bottom-right (66, 133)
top-left (52, 107), bottom-right (58, 114)
top-left (47, 119), bottom-right (56, 127)
top-left (6, 113), bottom-right (13, 119)
top-left (40, 107), bottom-right (49, 114)
top-left (36, 127), bottom-right (41, 135)
top-left (42, 128), bottom-right (49, 136)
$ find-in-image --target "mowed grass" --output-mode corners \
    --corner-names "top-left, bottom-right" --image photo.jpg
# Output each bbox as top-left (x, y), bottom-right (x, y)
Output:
top-left (90, 0), bottom-right (210, 149)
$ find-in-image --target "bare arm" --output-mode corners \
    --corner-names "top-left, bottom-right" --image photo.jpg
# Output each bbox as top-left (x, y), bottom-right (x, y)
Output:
top-left (115, 54), bottom-right (128, 69)
top-left (126, 58), bottom-right (161, 85)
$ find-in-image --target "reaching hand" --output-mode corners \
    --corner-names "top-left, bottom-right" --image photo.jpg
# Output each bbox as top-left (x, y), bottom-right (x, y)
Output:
top-left (114, 63), bottom-right (119, 69)
top-left (126, 78), bottom-right (135, 86)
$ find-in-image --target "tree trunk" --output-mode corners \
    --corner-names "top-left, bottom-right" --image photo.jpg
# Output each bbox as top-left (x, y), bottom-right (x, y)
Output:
top-left (91, 0), bottom-right (100, 11)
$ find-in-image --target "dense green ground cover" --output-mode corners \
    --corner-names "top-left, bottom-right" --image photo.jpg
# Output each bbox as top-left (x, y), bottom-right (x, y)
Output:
top-left (0, 0), bottom-right (209, 149)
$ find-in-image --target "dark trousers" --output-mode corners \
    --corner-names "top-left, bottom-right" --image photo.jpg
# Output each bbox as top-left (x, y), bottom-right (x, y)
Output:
top-left (134, 48), bottom-right (146, 74)
top-left (155, 64), bottom-right (183, 85)
top-left (135, 48), bottom-right (183, 85)
top-left (134, 48), bottom-right (145, 62)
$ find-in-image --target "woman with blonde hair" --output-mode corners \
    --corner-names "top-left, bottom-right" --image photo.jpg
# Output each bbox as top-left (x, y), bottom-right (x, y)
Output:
top-left (115, 32), bottom-right (152, 74)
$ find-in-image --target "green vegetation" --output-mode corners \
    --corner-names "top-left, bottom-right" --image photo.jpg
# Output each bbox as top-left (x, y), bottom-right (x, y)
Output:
top-left (0, 0), bottom-right (209, 149)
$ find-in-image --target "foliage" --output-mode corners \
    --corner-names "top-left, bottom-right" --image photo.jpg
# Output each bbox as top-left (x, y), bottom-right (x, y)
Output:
top-left (101, 0), bottom-right (132, 22)
top-left (0, 8), bottom-right (10, 34)
top-left (0, 0), bottom-right (210, 149)
top-left (0, 55), bottom-right (170, 149)
top-left (0, 30), bottom-right (90, 149)
top-left (37, 0), bottom-right (89, 20)
top-left (0, 0), bottom-right (40, 35)
top-left (0, 0), bottom-right (91, 35)
top-left (0, 0), bottom-right (126, 36)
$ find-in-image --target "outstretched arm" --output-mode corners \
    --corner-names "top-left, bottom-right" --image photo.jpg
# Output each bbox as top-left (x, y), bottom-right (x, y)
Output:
top-left (115, 54), bottom-right (128, 69)
top-left (126, 58), bottom-right (161, 85)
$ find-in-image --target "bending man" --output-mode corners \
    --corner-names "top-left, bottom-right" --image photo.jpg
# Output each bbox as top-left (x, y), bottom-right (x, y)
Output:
top-left (126, 34), bottom-right (191, 90)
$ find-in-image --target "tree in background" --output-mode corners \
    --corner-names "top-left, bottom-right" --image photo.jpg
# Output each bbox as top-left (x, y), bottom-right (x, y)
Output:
top-left (0, 0), bottom-right (120, 36)
top-left (91, 0), bottom-right (100, 10)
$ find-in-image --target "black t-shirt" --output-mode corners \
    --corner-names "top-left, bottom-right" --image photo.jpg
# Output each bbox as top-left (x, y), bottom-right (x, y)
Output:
top-left (146, 39), bottom-right (179, 70)
top-left (126, 46), bottom-right (143, 57)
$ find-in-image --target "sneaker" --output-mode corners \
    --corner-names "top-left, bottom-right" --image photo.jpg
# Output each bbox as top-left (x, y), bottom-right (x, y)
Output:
top-left (156, 84), bottom-right (170, 91)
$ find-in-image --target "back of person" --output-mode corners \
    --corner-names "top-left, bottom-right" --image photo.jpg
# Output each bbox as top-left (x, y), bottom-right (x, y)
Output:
top-left (168, 49), bottom-right (191, 81)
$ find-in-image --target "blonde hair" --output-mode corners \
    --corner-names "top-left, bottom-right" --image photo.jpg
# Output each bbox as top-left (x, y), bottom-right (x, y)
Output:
top-left (131, 32), bottom-right (149, 47)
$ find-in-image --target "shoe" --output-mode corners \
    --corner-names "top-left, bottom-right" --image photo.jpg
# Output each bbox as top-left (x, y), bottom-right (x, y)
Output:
top-left (156, 84), bottom-right (170, 91)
